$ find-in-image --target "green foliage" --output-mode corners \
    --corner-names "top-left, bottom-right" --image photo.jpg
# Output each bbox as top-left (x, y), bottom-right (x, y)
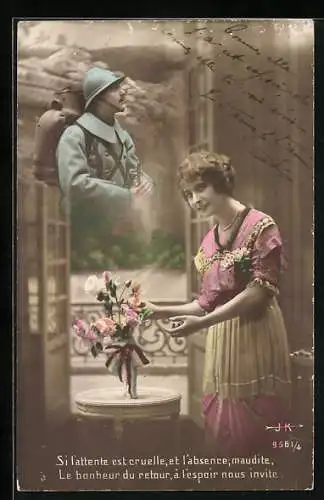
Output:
top-left (71, 224), bottom-right (185, 272)
top-left (145, 229), bottom-right (186, 269)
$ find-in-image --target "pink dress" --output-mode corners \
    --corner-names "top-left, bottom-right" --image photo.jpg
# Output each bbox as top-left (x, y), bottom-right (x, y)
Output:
top-left (194, 207), bottom-right (292, 457)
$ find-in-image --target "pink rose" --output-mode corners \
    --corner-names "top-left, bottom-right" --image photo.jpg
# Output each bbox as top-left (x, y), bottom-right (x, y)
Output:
top-left (72, 319), bottom-right (89, 338)
top-left (92, 317), bottom-right (117, 337)
top-left (128, 294), bottom-right (142, 309)
top-left (73, 320), bottom-right (98, 341)
top-left (84, 329), bottom-right (98, 341)
top-left (124, 306), bottom-right (140, 328)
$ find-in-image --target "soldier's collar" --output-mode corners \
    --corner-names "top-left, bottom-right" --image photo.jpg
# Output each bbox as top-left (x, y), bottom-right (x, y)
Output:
top-left (77, 112), bottom-right (126, 144)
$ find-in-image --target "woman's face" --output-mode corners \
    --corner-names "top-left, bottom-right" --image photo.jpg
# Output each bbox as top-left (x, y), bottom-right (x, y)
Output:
top-left (184, 181), bottom-right (225, 216)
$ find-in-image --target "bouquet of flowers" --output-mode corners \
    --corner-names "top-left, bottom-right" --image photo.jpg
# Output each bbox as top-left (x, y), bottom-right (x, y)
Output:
top-left (72, 271), bottom-right (152, 398)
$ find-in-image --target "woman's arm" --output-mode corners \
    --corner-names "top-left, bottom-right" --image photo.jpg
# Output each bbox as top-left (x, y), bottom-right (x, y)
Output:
top-left (166, 284), bottom-right (270, 337)
top-left (200, 284), bottom-right (270, 330)
top-left (144, 299), bottom-right (206, 320)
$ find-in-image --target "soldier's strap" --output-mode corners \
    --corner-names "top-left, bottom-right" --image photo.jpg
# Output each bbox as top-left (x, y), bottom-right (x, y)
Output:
top-left (75, 123), bottom-right (129, 187)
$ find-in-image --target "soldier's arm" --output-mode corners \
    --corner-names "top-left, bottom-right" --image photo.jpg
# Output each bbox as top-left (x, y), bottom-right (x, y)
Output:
top-left (124, 133), bottom-right (154, 189)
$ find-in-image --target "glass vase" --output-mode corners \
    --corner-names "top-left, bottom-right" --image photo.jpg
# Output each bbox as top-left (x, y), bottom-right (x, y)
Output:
top-left (123, 360), bottom-right (138, 399)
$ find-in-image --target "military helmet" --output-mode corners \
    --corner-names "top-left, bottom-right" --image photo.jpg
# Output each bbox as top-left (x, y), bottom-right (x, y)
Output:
top-left (83, 67), bottom-right (126, 110)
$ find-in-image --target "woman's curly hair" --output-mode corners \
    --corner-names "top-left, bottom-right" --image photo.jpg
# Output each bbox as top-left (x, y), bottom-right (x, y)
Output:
top-left (178, 151), bottom-right (236, 198)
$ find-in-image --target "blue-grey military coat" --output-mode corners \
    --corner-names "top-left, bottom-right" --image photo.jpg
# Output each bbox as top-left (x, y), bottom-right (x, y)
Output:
top-left (56, 112), bottom-right (146, 223)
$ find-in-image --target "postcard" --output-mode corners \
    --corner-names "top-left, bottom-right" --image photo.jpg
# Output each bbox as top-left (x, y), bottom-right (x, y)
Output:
top-left (16, 18), bottom-right (314, 492)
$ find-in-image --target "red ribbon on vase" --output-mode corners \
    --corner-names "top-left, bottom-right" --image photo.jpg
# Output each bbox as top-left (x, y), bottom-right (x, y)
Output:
top-left (105, 343), bottom-right (150, 396)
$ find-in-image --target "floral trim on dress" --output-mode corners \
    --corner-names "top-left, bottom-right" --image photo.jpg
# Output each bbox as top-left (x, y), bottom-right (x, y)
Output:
top-left (220, 246), bottom-right (251, 270)
top-left (194, 247), bottom-right (222, 274)
top-left (244, 216), bottom-right (275, 251)
top-left (194, 216), bottom-right (275, 276)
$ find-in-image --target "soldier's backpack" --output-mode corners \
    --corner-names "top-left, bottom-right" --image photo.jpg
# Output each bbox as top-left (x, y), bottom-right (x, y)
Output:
top-left (33, 84), bottom-right (109, 186)
top-left (33, 84), bottom-right (88, 186)
top-left (33, 84), bottom-right (136, 187)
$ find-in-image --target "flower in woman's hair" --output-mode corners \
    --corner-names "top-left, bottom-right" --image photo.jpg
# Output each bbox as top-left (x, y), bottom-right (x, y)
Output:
top-left (84, 274), bottom-right (101, 296)
top-left (92, 317), bottom-right (117, 337)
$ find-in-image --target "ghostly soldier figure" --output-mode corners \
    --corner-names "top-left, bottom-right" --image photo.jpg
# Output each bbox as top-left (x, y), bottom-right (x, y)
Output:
top-left (57, 66), bottom-right (153, 229)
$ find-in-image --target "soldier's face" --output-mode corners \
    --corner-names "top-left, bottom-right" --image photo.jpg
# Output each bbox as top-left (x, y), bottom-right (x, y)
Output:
top-left (99, 84), bottom-right (126, 113)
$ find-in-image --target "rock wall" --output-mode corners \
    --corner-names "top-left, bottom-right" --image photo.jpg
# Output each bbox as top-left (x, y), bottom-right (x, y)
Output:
top-left (17, 20), bottom-right (188, 239)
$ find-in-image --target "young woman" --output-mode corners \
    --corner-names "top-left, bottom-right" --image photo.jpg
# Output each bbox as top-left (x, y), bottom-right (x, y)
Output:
top-left (143, 151), bottom-right (292, 457)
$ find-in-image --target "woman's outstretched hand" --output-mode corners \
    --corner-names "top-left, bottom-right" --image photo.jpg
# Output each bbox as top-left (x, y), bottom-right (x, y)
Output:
top-left (161, 315), bottom-right (204, 338)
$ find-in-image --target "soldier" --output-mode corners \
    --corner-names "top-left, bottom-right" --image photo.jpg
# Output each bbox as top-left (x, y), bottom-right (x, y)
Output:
top-left (56, 66), bottom-right (153, 228)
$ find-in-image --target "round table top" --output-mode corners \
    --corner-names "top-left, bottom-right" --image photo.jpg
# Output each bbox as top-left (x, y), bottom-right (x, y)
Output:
top-left (75, 387), bottom-right (181, 420)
